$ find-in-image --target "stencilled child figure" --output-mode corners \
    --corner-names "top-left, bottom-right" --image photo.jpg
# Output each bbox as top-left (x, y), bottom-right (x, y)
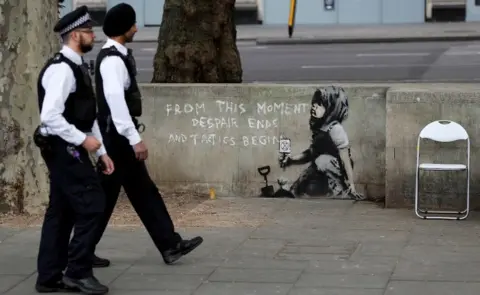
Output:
top-left (277, 86), bottom-right (365, 201)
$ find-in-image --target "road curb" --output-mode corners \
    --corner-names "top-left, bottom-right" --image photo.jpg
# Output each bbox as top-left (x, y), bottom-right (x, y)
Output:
top-left (255, 35), bottom-right (480, 45)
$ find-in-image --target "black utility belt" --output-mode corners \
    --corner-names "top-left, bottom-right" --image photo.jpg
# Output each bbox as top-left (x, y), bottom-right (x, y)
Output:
top-left (33, 126), bottom-right (52, 151)
top-left (33, 126), bottom-right (92, 151)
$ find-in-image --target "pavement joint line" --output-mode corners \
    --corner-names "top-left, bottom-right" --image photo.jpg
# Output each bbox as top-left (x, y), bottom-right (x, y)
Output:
top-left (0, 227), bottom-right (31, 243)
top-left (380, 219), bottom-right (415, 295)
top-left (244, 198), bottom-right (288, 239)
top-left (3, 271), bottom-right (36, 294)
top-left (345, 241), bottom-right (363, 261)
top-left (191, 266), bottom-right (218, 294)
top-left (106, 252), bottom-right (148, 287)
top-left (286, 264), bottom-right (305, 294)
top-left (200, 225), bottom-right (260, 285)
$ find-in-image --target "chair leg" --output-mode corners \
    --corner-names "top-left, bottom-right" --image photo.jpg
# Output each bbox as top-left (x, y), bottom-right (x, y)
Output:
top-left (415, 170), bottom-right (469, 220)
top-left (414, 167), bottom-right (425, 219)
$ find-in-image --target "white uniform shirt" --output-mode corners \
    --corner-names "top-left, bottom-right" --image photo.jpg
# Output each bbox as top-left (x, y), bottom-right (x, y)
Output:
top-left (99, 38), bottom-right (141, 146)
top-left (40, 45), bottom-right (106, 156)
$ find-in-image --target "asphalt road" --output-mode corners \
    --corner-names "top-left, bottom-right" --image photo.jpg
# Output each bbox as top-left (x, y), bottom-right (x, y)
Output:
top-left (84, 41), bottom-right (480, 83)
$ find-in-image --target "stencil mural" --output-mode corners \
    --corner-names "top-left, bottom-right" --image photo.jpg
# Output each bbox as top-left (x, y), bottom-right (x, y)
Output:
top-left (272, 86), bottom-right (365, 201)
top-left (163, 85), bottom-right (364, 201)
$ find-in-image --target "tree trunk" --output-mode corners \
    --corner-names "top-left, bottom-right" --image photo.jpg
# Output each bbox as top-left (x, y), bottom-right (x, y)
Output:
top-left (0, 1), bottom-right (60, 213)
top-left (151, 0), bottom-right (243, 83)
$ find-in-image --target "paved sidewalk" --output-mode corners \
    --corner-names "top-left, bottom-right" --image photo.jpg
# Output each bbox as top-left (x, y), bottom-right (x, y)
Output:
top-left (93, 22), bottom-right (480, 45)
top-left (2, 198), bottom-right (480, 294)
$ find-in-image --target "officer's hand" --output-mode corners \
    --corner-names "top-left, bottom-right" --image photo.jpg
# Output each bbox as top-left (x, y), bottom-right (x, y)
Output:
top-left (133, 141), bottom-right (148, 161)
top-left (99, 154), bottom-right (115, 175)
top-left (82, 136), bottom-right (101, 152)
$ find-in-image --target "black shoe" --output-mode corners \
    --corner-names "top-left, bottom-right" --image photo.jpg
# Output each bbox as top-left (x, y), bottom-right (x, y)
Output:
top-left (180, 236), bottom-right (203, 256)
top-left (62, 276), bottom-right (109, 295)
top-left (162, 236), bottom-right (204, 265)
top-left (93, 254), bottom-right (110, 268)
top-left (35, 281), bottom-right (79, 293)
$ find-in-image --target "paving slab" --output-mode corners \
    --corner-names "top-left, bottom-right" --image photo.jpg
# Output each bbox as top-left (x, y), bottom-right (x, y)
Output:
top-left (295, 273), bottom-right (390, 289)
top-left (221, 256), bottom-right (309, 270)
top-left (109, 273), bottom-right (206, 291)
top-left (384, 281), bottom-right (480, 295)
top-left (392, 259), bottom-right (480, 282)
top-left (289, 287), bottom-right (385, 295)
top-left (3, 275), bottom-right (37, 295)
top-left (127, 257), bottom-right (218, 275)
top-left (1, 198), bottom-right (480, 294)
top-left (209, 267), bottom-right (302, 284)
top-left (194, 282), bottom-right (292, 295)
top-left (0, 228), bottom-right (22, 243)
top-left (350, 241), bottom-right (405, 257)
top-left (0, 275), bottom-right (26, 293)
top-left (304, 256), bottom-right (399, 275)
top-left (0, 256), bottom-right (37, 276)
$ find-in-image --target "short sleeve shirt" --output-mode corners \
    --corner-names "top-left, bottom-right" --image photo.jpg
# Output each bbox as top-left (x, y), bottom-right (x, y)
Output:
top-left (329, 123), bottom-right (349, 149)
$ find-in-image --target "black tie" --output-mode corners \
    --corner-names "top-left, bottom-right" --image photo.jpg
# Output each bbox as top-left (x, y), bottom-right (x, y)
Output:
top-left (79, 57), bottom-right (92, 84)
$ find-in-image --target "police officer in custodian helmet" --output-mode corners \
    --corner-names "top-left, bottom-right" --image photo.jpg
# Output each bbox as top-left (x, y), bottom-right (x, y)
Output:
top-left (34, 5), bottom-right (114, 295)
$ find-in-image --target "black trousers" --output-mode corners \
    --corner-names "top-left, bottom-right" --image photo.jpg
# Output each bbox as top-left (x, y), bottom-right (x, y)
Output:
top-left (37, 138), bottom-right (105, 285)
top-left (93, 132), bottom-right (181, 254)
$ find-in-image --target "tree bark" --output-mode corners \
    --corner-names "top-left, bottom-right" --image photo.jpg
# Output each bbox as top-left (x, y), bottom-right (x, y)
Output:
top-left (0, 1), bottom-right (59, 213)
top-left (151, 0), bottom-right (243, 83)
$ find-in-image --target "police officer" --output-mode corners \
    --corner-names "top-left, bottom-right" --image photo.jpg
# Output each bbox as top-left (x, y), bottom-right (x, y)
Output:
top-left (34, 5), bottom-right (114, 294)
top-left (91, 3), bottom-right (203, 268)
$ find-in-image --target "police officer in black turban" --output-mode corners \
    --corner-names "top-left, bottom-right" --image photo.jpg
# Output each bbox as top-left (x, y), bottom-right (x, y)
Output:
top-left (91, 2), bottom-right (203, 269)
top-left (34, 5), bottom-right (114, 295)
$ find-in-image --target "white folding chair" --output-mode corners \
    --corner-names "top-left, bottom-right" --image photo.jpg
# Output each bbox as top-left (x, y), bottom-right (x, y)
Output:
top-left (415, 120), bottom-right (470, 220)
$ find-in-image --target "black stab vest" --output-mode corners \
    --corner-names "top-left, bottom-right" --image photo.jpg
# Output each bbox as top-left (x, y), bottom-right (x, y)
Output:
top-left (37, 52), bottom-right (97, 133)
top-left (94, 45), bottom-right (142, 133)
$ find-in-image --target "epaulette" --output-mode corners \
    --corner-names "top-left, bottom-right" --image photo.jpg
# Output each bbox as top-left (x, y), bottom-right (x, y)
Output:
top-left (53, 52), bottom-right (64, 61)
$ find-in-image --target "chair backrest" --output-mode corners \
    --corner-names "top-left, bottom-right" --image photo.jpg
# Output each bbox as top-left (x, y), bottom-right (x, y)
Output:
top-left (419, 120), bottom-right (469, 142)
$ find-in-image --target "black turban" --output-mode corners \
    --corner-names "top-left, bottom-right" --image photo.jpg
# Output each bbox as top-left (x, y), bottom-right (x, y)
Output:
top-left (103, 3), bottom-right (136, 37)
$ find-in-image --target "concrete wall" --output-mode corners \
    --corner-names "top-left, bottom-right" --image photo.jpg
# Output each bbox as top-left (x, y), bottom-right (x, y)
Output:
top-left (263, 0), bottom-right (425, 25)
top-left (338, 0), bottom-right (382, 24)
top-left (385, 85), bottom-right (480, 209)
top-left (136, 84), bottom-right (480, 210)
top-left (382, 0), bottom-right (425, 24)
top-left (264, 0), bottom-right (337, 25)
top-left (62, 0), bottom-right (425, 26)
top-left (466, 0), bottom-right (480, 21)
top-left (60, 0), bottom-right (74, 17)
